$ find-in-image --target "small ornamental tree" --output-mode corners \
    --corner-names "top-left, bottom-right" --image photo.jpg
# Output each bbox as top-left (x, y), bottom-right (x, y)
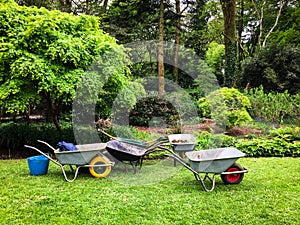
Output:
top-left (198, 87), bottom-right (252, 128)
top-left (0, 2), bottom-right (130, 132)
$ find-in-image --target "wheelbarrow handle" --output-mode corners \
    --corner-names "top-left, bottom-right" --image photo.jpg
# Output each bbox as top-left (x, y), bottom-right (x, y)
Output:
top-left (98, 129), bottom-right (116, 140)
top-left (24, 144), bottom-right (60, 166)
top-left (37, 140), bottom-right (57, 152)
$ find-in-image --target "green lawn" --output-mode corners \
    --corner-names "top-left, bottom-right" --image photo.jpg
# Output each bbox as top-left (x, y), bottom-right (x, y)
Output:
top-left (0, 157), bottom-right (299, 224)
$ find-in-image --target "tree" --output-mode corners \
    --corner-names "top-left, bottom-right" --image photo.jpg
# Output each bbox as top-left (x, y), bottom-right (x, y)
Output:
top-left (104, 0), bottom-right (161, 44)
top-left (15, 0), bottom-right (109, 15)
top-left (237, 0), bottom-right (298, 57)
top-left (269, 1), bottom-right (300, 47)
top-left (158, 0), bottom-right (165, 96)
top-left (241, 44), bottom-right (300, 94)
top-left (220, 0), bottom-right (237, 87)
top-left (184, 0), bottom-right (210, 59)
top-left (0, 2), bottom-right (129, 132)
top-left (173, 0), bottom-right (181, 83)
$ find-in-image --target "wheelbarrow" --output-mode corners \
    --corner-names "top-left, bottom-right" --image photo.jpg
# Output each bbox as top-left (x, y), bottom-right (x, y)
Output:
top-left (159, 146), bottom-right (248, 192)
top-left (25, 140), bottom-right (114, 182)
top-left (99, 128), bottom-right (168, 148)
top-left (106, 138), bottom-right (167, 174)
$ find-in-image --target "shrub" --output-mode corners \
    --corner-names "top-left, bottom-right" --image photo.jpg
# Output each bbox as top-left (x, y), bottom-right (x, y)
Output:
top-left (246, 86), bottom-right (298, 125)
top-left (198, 87), bottom-right (252, 128)
top-left (196, 131), bottom-right (237, 150)
top-left (235, 138), bottom-right (300, 157)
top-left (235, 126), bottom-right (300, 157)
top-left (0, 122), bottom-right (75, 151)
top-left (241, 44), bottom-right (300, 94)
top-left (129, 96), bottom-right (179, 127)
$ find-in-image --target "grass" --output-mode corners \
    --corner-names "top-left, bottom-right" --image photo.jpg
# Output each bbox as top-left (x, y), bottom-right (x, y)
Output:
top-left (0, 157), bottom-right (299, 224)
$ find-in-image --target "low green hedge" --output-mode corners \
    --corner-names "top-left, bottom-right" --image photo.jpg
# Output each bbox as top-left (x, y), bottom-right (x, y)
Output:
top-left (235, 137), bottom-right (300, 157)
top-left (196, 127), bottom-right (300, 157)
top-left (236, 127), bottom-right (300, 157)
top-left (0, 122), bottom-right (157, 155)
top-left (1, 121), bottom-right (299, 158)
top-left (0, 122), bottom-right (75, 151)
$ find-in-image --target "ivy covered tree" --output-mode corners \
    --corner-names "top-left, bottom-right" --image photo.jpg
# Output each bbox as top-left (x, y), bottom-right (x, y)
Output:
top-left (0, 2), bottom-right (130, 132)
top-left (220, 0), bottom-right (237, 87)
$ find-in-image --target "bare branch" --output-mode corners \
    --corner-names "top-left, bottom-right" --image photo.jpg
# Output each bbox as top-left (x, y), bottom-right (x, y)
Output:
top-left (262, 0), bottom-right (285, 47)
top-left (251, 0), bottom-right (260, 18)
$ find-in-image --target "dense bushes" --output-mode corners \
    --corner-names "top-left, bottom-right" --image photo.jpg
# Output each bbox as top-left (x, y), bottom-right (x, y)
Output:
top-left (0, 121), bottom-right (299, 158)
top-left (129, 96), bottom-right (179, 127)
top-left (246, 86), bottom-right (300, 125)
top-left (196, 131), bottom-right (237, 149)
top-left (0, 122), bottom-right (75, 151)
top-left (241, 44), bottom-right (300, 94)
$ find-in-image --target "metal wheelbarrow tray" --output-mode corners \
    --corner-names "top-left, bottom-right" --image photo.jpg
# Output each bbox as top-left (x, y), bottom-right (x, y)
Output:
top-left (168, 134), bottom-right (196, 151)
top-left (160, 146), bottom-right (248, 192)
top-left (185, 147), bottom-right (245, 173)
top-left (106, 140), bottom-right (162, 173)
top-left (25, 140), bottom-right (114, 182)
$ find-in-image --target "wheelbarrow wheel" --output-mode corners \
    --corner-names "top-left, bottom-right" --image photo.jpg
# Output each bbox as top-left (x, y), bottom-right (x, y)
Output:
top-left (221, 163), bottom-right (244, 185)
top-left (89, 156), bottom-right (111, 178)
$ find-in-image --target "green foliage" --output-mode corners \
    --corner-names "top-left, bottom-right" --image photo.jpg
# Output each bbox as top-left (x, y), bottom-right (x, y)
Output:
top-left (104, 0), bottom-right (160, 43)
top-left (0, 3), bottom-right (130, 129)
top-left (195, 126), bottom-right (300, 157)
top-left (269, 126), bottom-right (300, 141)
top-left (184, 0), bottom-right (210, 58)
top-left (236, 126), bottom-right (300, 157)
top-left (246, 86), bottom-right (299, 124)
top-left (269, 5), bottom-right (300, 47)
top-left (205, 42), bottom-right (225, 85)
top-left (241, 44), bottom-right (300, 94)
top-left (129, 96), bottom-right (179, 127)
top-left (198, 87), bottom-right (252, 128)
top-left (0, 122), bottom-right (75, 151)
top-left (196, 131), bottom-right (237, 150)
top-left (106, 80), bottom-right (146, 121)
top-left (224, 42), bottom-right (237, 87)
top-left (236, 137), bottom-right (300, 157)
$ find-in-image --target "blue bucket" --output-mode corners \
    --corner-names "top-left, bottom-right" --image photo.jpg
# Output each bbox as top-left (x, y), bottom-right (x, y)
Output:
top-left (27, 155), bottom-right (50, 176)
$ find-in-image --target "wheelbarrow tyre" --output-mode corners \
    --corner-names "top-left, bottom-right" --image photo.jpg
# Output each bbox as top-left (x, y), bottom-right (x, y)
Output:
top-left (221, 163), bottom-right (244, 185)
top-left (89, 156), bottom-right (111, 178)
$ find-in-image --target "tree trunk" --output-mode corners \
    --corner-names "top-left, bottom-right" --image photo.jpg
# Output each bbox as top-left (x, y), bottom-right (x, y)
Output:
top-left (236, 0), bottom-right (244, 86)
top-left (158, 0), bottom-right (165, 96)
top-left (173, 0), bottom-right (180, 84)
top-left (44, 92), bottom-right (62, 133)
top-left (220, 0), bottom-right (237, 87)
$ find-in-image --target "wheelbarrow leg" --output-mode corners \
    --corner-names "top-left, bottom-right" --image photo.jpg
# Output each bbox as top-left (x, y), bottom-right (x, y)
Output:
top-left (60, 164), bottom-right (82, 182)
top-left (194, 173), bottom-right (216, 192)
top-left (130, 161), bottom-right (139, 174)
